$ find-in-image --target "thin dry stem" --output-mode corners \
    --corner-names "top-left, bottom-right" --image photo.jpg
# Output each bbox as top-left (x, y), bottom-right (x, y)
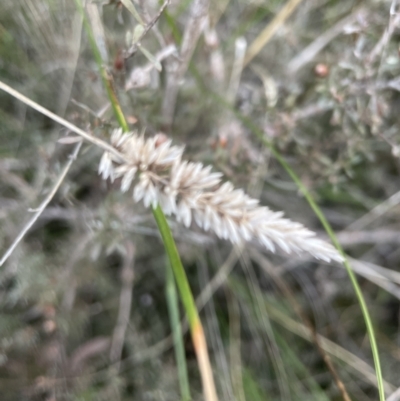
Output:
top-left (197, 256), bottom-right (235, 400)
top-left (0, 141), bottom-right (82, 267)
top-left (367, 10), bottom-right (400, 65)
top-left (244, 0), bottom-right (305, 67)
top-left (387, 387), bottom-right (400, 401)
top-left (197, 248), bottom-right (239, 312)
top-left (287, 10), bottom-right (364, 74)
top-left (109, 242), bottom-right (135, 370)
top-left (0, 81), bottom-right (122, 159)
top-left (193, 322), bottom-right (219, 401)
top-left (251, 248), bottom-right (352, 401)
top-left (225, 287), bottom-right (246, 401)
top-left (346, 189), bottom-right (400, 231)
top-left (161, 0), bottom-right (209, 128)
top-left (124, 0), bottom-right (170, 60)
top-left (264, 299), bottom-right (394, 394)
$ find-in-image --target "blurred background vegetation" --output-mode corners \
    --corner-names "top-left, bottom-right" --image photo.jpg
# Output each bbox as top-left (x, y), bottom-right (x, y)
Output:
top-left (1, 0), bottom-right (400, 400)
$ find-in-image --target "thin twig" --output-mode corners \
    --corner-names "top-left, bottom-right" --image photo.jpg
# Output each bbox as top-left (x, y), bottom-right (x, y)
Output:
top-left (0, 81), bottom-right (122, 159)
top-left (250, 248), bottom-right (352, 401)
top-left (387, 386), bottom-right (400, 401)
top-left (0, 141), bottom-right (82, 267)
top-left (366, 4), bottom-right (400, 137)
top-left (367, 9), bottom-right (400, 65)
top-left (109, 242), bottom-right (135, 371)
top-left (70, 98), bottom-right (110, 122)
top-left (124, 0), bottom-right (170, 60)
top-left (138, 0), bottom-right (167, 48)
top-left (336, 229), bottom-right (400, 245)
top-left (345, 189), bottom-right (400, 231)
top-left (196, 248), bottom-right (239, 312)
top-left (68, 337), bottom-right (111, 374)
top-left (243, 0), bottom-right (305, 67)
top-left (241, 253), bottom-right (291, 401)
top-left (346, 258), bottom-right (400, 300)
top-left (287, 10), bottom-right (364, 74)
top-left (225, 287), bottom-right (245, 401)
top-left (262, 298), bottom-right (394, 394)
top-left (162, 0), bottom-right (209, 129)
top-left (197, 256), bottom-right (235, 401)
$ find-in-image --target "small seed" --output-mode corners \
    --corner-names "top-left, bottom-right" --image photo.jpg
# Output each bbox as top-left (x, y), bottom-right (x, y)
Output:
top-left (314, 63), bottom-right (329, 78)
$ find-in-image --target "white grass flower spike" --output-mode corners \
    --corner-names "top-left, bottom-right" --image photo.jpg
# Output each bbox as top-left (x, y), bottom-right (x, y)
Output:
top-left (99, 129), bottom-right (344, 263)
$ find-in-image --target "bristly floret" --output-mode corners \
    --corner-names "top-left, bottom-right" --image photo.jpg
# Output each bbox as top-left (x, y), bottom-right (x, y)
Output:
top-left (99, 129), bottom-right (344, 263)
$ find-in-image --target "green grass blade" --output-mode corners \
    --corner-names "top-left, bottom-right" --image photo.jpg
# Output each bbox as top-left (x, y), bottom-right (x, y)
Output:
top-left (152, 206), bottom-right (218, 401)
top-left (153, 206), bottom-right (198, 327)
top-left (165, 259), bottom-right (191, 401)
top-left (75, 2), bottom-right (218, 399)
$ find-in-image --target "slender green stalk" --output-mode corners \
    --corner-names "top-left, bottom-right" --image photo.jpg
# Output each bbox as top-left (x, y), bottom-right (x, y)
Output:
top-left (75, 2), bottom-right (218, 399)
top-left (153, 206), bottom-right (197, 326)
top-left (73, 0), bottom-right (129, 132)
top-left (165, 258), bottom-right (191, 401)
top-left (153, 206), bottom-right (218, 401)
